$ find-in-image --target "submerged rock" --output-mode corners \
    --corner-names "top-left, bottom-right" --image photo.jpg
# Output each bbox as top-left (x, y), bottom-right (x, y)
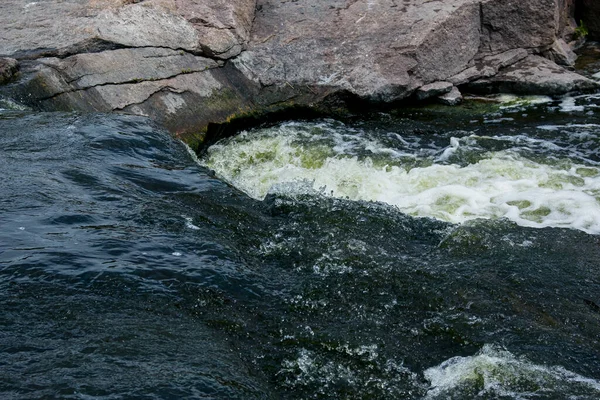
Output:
top-left (0, 57), bottom-right (18, 84)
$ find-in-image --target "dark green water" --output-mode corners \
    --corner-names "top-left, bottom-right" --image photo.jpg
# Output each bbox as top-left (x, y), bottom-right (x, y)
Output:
top-left (2, 94), bottom-right (600, 399)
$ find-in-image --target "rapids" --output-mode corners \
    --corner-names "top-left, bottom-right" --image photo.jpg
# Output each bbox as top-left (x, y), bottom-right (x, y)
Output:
top-left (203, 117), bottom-right (600, 233)
top-left (2, 93), bottom-right (600, 398)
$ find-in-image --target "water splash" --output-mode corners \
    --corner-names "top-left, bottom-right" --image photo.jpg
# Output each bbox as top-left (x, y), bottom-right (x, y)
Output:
top-left (424, 345), bottom-right (600, 399)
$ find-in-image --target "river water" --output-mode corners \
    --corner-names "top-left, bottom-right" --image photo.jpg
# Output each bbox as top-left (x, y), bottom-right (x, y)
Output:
top-left (2, 94), bottom-right (600, 398)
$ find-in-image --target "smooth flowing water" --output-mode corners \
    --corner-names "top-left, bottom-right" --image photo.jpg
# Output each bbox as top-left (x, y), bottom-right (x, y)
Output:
top-left (2, 94), bottom-right (600, 399)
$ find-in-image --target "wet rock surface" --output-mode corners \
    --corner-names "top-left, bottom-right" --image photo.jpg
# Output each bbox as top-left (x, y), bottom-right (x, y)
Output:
top-left (0, 0), bottom-right (596, 144)
top-left (0, 58), bottom-right (18, 84)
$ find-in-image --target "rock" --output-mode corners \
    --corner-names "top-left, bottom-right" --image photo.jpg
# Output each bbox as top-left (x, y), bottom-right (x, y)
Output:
top-left (449, 66), bottom-right (497, 87)
top-left (557, 0), bottom-right (577, 39)
top-left (38, 48), bottom-right (219, 90)
top-left (0, 0), bottom-right (256, 138)
top-left (240, 0), bottom-right (487, 103)
top-left (416, 82), bottom-right (453, 100)
top-left (7, 61), bottom-right (258, 138)
top-left (437, 87), bottom-right (463, 106)
top-left (479, 0), bottom-right (557, 54)
top-left (482, 48), bottom-right (530, 70)
top-left (0, 0), bottom-right (255, 59)
top-left (466, 55), bottom-right (599, 95)
top-left (236, 0), bottom-right (570, 104)
top-left (0, 57), bottom-right (18, 84)
top-left (0, 0), bottom-right (595, 145)
top-left (546, 39), bottom-right (578, 66)
top-left (448, 49), bottom-right (528, 86)
top-left (6, 48), bottom-right (220, 107)
top-left (412, 2), bottom-right (481, 83)
top-left (175, 0), bottom-right (257, 59)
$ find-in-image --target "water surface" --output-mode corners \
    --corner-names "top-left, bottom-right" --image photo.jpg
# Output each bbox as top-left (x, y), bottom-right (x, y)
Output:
top-left (2, 95), bottom-right (600, 398)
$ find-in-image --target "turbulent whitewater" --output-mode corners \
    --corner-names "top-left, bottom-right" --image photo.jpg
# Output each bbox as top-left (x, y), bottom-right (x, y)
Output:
top-left (203, 102), bottom-right (600, 234)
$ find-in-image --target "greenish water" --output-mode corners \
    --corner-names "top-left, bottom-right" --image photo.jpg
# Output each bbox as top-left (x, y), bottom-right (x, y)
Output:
top-left (2, 93), bottom-right (600, 398)
top-left (204, 95), bottom-right (600, 234)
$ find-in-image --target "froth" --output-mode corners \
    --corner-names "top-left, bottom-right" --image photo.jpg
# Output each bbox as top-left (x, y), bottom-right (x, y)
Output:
top-left (424, 344), bottom-right (600, 399)
top-left (203, 122), bottom-right (600, 234)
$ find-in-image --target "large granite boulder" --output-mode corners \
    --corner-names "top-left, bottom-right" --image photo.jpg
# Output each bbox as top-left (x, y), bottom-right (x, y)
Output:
top-left (237, 0), bottom-right (483, 102)
top-left (0, 0), bottom-right (255, 59)
top-left (236, 0), bottom-right (588, 104)
top-left (0, 0), bottom-right (596, 146)
top-left (0, 0), bottom-right (257, 142)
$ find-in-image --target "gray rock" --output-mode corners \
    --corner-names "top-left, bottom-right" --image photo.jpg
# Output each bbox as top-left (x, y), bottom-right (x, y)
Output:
top-left (413, 2), bottom-right (481, 83)
top-left (0, 0), bottom-right (595, 145)
top-left (448, 49), bottom-right (528, 86)
top-left (175, 0), bottom-right (256, 59)
top-left (240, 0), bottom-right (489, 102)
top-left (449, 66), bottom-right (497, 86)
top-left (479, 0), bottom-right (557, 54)
top-left (237, 0), bottom-right (574, 105)
top-left (0, 57), bottom-right (18, 84)
top-left (38, 48), bottom-right (219, 89)
top-left (95, 4), bottom-right (201, 52)
top-left (0, 0), bottom-right (255, 59)
top-left (0, 0), bottom-right (96, 57)
top-left (467, 55), bottom-right (599, 95)
top-left (482, 48), bottom-right (529, 70)
top-left (416, 82), bottom-right (453, 101)
top-left (437, 87), bottom-right (463, 106)
top-left (556, 0), bottom-right (577, 39)
top-left (546, 39), bottom-right (578, 66)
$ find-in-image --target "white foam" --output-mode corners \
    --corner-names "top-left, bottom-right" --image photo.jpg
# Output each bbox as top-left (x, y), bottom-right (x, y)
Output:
top-left (183, 216), bottom-right (200, 230)
top-left (496, 94), bottom-right (553, 109)
top-left (484, 117), bottom-right (514, 124)
top-left (279, 346), bottom-right (418, 394)
top-left (560, 97), bottom-right (585, 113)
top-left (538, 123), bottom-right (600, 131)
top-left (203, 123), bottom-right (600, 234)
top-left (424, 345), bottom-right (600, 399)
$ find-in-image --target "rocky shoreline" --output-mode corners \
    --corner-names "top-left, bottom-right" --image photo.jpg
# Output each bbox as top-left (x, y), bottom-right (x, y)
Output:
top-left (1, 0), bottom-right (599, 149)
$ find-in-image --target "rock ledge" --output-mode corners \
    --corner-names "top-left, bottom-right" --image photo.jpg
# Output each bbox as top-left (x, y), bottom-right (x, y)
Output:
top-left (0, 0), bottom-right (598, 147)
